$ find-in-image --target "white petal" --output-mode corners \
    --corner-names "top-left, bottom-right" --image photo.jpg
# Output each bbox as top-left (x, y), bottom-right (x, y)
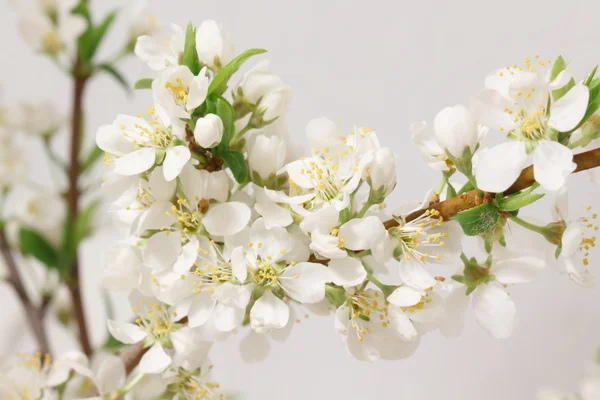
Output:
top-left (138, 343), bottom-right (172, 374)
top-left (213, 304), bottom-right (243, 332)
top-left (212, 282), bottom-right (252, 308)
top-left (562, 224), bottom-right (583, 256)
top-left (306, 117), bottom-right (340, 150)
top-left (328, 258), bottom-right (367, 287)
top-left (299, 204), bottom-right (339, 234)
top-left (398, 258), bottom-right (436, 290)
top-left (279, 262), bottom-right (329, 303)
top-left (114, 147), bottom-right (156, 176)
top-left (285, 159), bottom-right (317, 189)
top-left (187, 292), bottom-right (216, 327)
top-left (472, 285), bottom-right (516, 339)
top-left (96, 124), bottom-right (132, 156)
top-left (440, 286), bottom-right (469, 338)
top-left (142, 231), bottom-right (181, 272)
top-left (203, 202), bottom-right (251, 236)
top-left (387, 308), bottom-right (418, 341)
top-left (250, 290), bottom-right (289, 334)
top-left (490, 256), bottom-right (545, 284)
top-left (533, 141), bottom-right (576, 191)
top-left (255, 203), bottom-right (293, 229)
top-left (338, 216), bottom-right (386, 251)
top-left (387, 286), bottom-right (422, 307)
top-left (548, 83), bottom-right (590, 132)
top-left (230, 246), bottom-right (248, 282)
top-left (564, 258), bottom-right (595, 287)
top-left (95, 355), bottom-right (126, 393)
top-left (475, 141), bottom-right (528, 192)
top-left (149, 167), bottom-right (177, 201)
top-left (187, 73), bottom-right (209, 111)
top-left (163, 146), bottom-right (191, 181)
top-left (107, 320), bottom-right (147, 344)
top-left (173, 236), bottom-right (199, 274)
top-left (135, 201), bottom-right (176, 234)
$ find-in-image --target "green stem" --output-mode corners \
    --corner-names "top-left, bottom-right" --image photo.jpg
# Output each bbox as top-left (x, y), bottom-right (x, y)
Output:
top-left (460, 252), bottom-right (470, 265)
top-left (114, 373), bottom-right (145, 397)
top-left (569, 137), bottom-right (587, 149)
top-left (356, 200), bottom-right (374, 218)
top-left (436, 174), bottom-right (449, 195)
top-left (508, 214), bottom-right (547, 235)
top-left (190, 152), bottom-right (209, 166)
top-left (230, 123), bottom-right (254, 146)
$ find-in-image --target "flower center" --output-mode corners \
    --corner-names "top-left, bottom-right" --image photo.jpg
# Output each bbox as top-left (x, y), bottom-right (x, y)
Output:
top-left (390, 209), bottom-right (447, 263)
top-left (348, 290), bottom-right (391, 342)
top-left (165, 79), bottom-right (189, 107)
top-left (251, 261), bottom-right (279, 287)
top-left (166, 198), bottom-right (201, 234)
top-left (42, 31), bottom-right (62, 54)
top-left (191, 241), bottom-right (233, 293)
top-left (133, 301), bottom-right (174, 340)
top-left (168, 368), bottom-right (223, 400)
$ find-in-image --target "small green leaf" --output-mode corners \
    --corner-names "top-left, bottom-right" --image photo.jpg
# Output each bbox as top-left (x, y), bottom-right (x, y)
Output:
top-left (81, 146), bottom-right (104, 173)
top-left (325, 285), bottom-right (347, 308)
top-left (78, 10), bottom-right (118, 63)
top-left (183, 22), bottom-right (201, 75)
top-left (451, 275), bottom-right (465, 284)
top-left (71, 0), bottom-right (92, 26)
top-left (215, 98), bottom-right (234, 154)
top-left (498, 185), bottom-right (545, 211)
top-left (62, 200), bottom-right (100, 265)
top-left (583, 66), bottom-right (598, 86)
top-left (221, 151), bottom-right (248, 184)
top-left (452, 203), bottom-right (499, 237)
top-left (96, 64), bottom-right (130, 93)
top-left (208, 48), bottom-right (267, 96)
top-left (552, 77), bottom-right (575, 102)
top-left (19, 228), bottom-right (60, 269)
top-left (458, 181), bottom-right (475, 195)
top-left (446, 182), bottom-right (457, 199)
top-left (550, 55), bottom-right (567, 82)
top-left (134, 78), bottom-right (153, 90)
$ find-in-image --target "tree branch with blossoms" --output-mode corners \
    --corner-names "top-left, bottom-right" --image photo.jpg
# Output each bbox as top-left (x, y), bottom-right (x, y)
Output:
top-left (4, 8), bottom-right (600, 400)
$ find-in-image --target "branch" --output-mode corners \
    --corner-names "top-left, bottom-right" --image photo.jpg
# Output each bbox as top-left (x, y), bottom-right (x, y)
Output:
top-left (121, 342), bottom-right (148, 375)
top-left (0, 229), bottom-right (50, 354)
top-left (66, 46), bottom-right (93, 357)
top-left (387, 146), bottom-right (600, 229)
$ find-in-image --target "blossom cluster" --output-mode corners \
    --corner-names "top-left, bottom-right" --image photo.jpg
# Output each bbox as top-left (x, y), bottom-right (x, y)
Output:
top-left (2, 3), bottom-right (600, 397)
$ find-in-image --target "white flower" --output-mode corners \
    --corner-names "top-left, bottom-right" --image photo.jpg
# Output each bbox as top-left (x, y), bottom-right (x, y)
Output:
top-left (0, 143), bottom-right (27, 188)
top-left (135, 23), bottom-right (185, 71)
top-left (161, 359), bottom-right (223, 400)
top-left (475, 66), bottom-right (589, 192)
top-left (335, 287), bottom-right (421, 362)
top-left (433, 105), bottom-right (479, 158)
top-left (236, 60), bottom-right (293, 120)
top-left (107, 292), bottom-right (178, 374)
top-left (248, 134), bottom-right (287, 181)
top-left (127, 0), bottom-right (159, 42)
top-left (153, 66), bottom-right (209, 120)
top-left (232, 219), bottom-right (329, 333)
top-left (96, 107), bottom-right (191, 181)
top-left (360, 147), bottom-right (396, 197)
top-left (195, 20), bottom-right (234, 70)
top-left (61, 354), bottom-right (126, 399)
top-left (15, 0), bottom-right (85, 57)
top-left (194, 114), bottom-right (223, 148)
top-left (410, 121), bottom-right (450, 171)
top-left (103, 242), bottom-right (145, 291)
top-left (15, 191), bottom-right (65, 247)
top-left (8, 101), bottom-right (63, 136)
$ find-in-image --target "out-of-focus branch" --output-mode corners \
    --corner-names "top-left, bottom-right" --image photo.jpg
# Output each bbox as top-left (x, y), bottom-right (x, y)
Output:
top-left (121, 342), bottom-right (148, 375)
top-left (386, 146), bottom-right (600, 229)
top-left (0, 229), bottom-right (50, 354)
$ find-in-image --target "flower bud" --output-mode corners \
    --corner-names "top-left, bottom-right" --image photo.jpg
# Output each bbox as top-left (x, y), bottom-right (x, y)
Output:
top-left (434, 105), bottom-right (479, 158)
top-left (364, 147), bottom-right (396, 199)
top-left (194, 114), bottom-right (223, 148)
top-left (248, 135), bottom-right (287, 183)
top-left (540, 220), bottom-right (567, 245)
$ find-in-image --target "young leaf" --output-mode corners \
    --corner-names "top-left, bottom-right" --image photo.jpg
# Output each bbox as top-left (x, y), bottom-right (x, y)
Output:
top-left (208, 48), bottom-right (267, 96)
top-left (221, 151), bottom-right (249, 184)
top-left (550, 55), bottom-right (567, 82)
top-left (583, 66), bottom-right (598, 86)
top-left (19, 228), bottom-right (59, 269)
top-left (183, 22), bottom-right (201, 75)
top-left (71, 0), bottom-right (92, 26)
top-left (215, 98), bottom-right (234, 154)
top-left (62, 200), bottom-right (100, 265)
top-left (78, 10), bottom-right (118, 63)
top-left (552, 77), bottom-right (575, 102)
top-left (499, 188), bottom-right (545, 212)
top-left (134, 78), bottom-right (153, 90)
top-left (81, 146), bottom-right (104, 173)
top-left (96, 64), bottom-right (131, 94)
top-left (452, 203), bottom-right (499, 237)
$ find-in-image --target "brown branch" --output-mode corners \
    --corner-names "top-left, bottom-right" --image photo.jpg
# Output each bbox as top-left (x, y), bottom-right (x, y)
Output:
top-left (0, 229), bottom-right (50, 354)
top-left (386, 146), bottom-right (600, 229)
top-left (121, 342), bottom-right (148, 375)
top-left (66, 49), bottom-right (92, 357)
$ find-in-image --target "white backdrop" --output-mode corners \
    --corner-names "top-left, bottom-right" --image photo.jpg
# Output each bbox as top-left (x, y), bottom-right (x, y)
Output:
top-left (1, 1), bottom-right (600, 399)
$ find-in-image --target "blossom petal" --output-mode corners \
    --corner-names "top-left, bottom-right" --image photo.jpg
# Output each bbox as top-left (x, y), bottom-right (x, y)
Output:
top-left (173, 236), bottom-right (199, 274)
top-left (187, 292), bottom-right (216, 327)
top-left (564, 258), bottom-right (595, 288)
top-left (135, 201), bottom-right (176, 235)
top-left (114, 147), bottom-right (156, 176)
top-left (533, 141), bottom-right (576, 191)
top-left (472, 285), bottom-right (516, 339)
top-left (107, 320), bottom-right (147, 344)
top-left (250, 290), bottom-right (289, 334)
top-left (203, 202), bottom-right (251, 236)
top-left (255, 203), bottom-right (293, 229)
top-left (387, 286), bottom-right (422, 307)
top-left (398, 258), bottom-right (436, 290)
top-left (548, 83), bottom-right (590, 132)
top-left (142, 231), bottom-right (181, 272)
top-left (280, 262), bottom-right (329, 303)
top-left (490, 256), bottom-right (545, 284)
top-left (139, 343), bottom-right (172, 374)
top-left (475, 141), bottom-right (528, 192)
top-left (163, 146), bottom-right (191, 181)
top-left (338, 216), bottom-right (386, 251)
top-left (328, 258), bottom-right (367, 287)
top-left (230, 246), bottom-right (248, 282)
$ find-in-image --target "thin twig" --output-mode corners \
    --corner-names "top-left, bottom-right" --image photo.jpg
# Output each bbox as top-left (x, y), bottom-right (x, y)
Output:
top-left (0, 229), bottom-right (50, 354)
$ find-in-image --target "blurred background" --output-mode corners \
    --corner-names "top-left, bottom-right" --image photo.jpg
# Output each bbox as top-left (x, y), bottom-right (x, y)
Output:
top-left (1, 0), bottom-right (600, 398)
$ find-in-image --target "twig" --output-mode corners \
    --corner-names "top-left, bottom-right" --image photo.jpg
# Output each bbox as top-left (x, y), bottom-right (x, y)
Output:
top-left (0, 229), bottom-right (50, 354)
top-left (121, 342), bottom-right (148, 375)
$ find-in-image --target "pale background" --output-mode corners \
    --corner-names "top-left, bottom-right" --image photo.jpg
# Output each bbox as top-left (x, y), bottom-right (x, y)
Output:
top-left (1, 0), bottom-right (600, 399)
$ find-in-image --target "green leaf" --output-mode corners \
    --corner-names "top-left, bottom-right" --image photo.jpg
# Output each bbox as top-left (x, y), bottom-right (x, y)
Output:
top-left (78, 10), bottom-right (118, 63)
top-left (446, 182), bottom-right (457, 199)
top-left (96, 64), bottom-right (131, 94)
top-left (215, 98), bottom-right (234, 154)
top-left (552, 77), bottom-right (575, 102)
top-left (19, 228), bottom-right (60, 269)
top-left (498, 185), bottom-right (545, 211)
top-left (221, 151), bottom-right (248, 184)
top-left (458, 181), bottom-right (475, 195)
top-left (550, 55), bottom-right (567, 82)
top-left (62, 200), bottom-right (100, 265)
top-left (81, 146), bottom-right (104, 173)
top-left (451, 203), bottom-right (499, 237)
top-left (583, 66), bottom-right (598, 86)
top-left (134, 78), bottom-right (153, 90)
top-left (208, 48), bottom-right (267, 96)
top-left (183, 22), bottom-right (201, 75)
top-left (71, 0), bottom-right (92, 26)
top-left (581, 91), bottom-right (600, 126)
